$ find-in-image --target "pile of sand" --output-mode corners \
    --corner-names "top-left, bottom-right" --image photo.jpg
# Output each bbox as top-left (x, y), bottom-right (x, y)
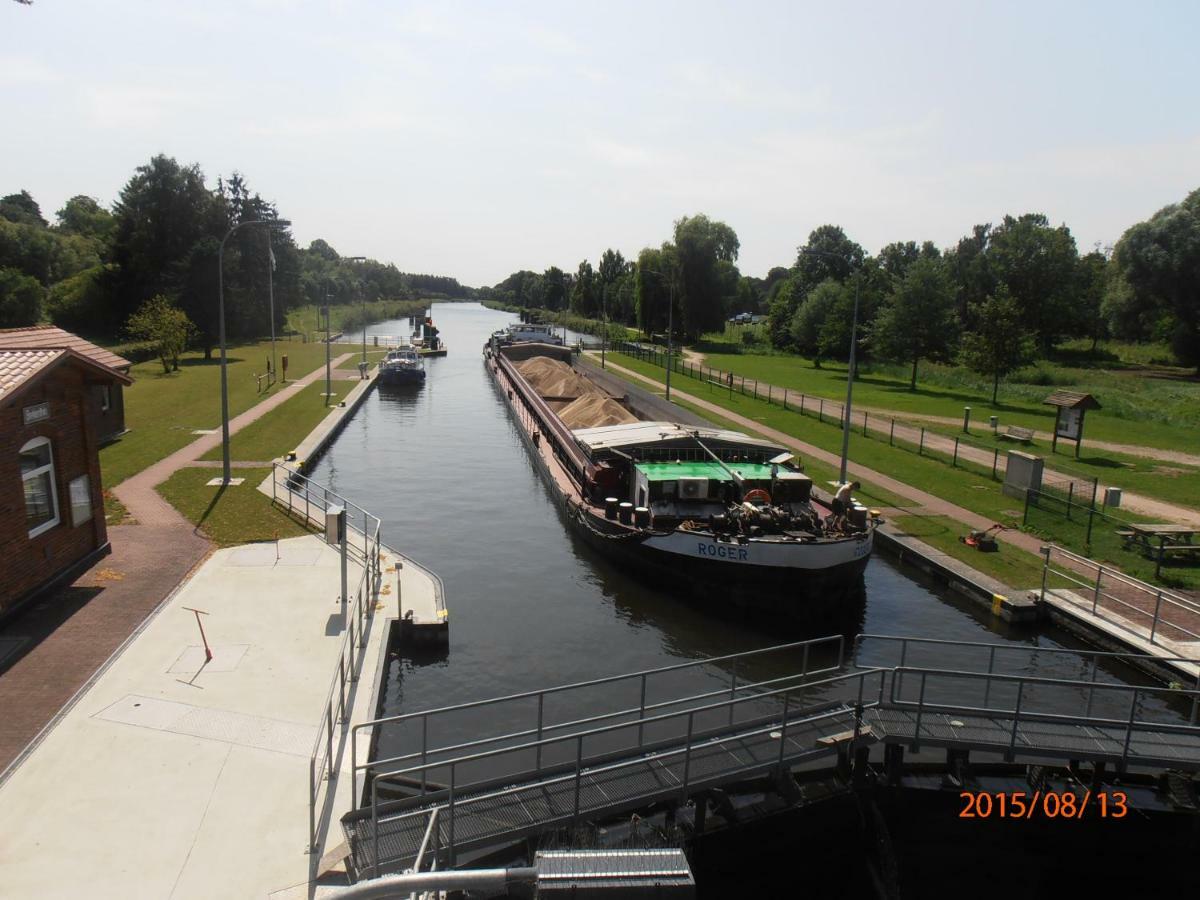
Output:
top-left (516, 357), bottom-right (601, 400)
top-left (559, 394), bottom-right (639, 429)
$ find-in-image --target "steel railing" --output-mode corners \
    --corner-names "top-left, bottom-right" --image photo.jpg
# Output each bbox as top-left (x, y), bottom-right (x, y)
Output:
top-left (367, 666), bottom-right (885, 874)
top-left (1038, 545), bottom-right (1200, 648)
top-left (350, 634), bottom-right (846, 803)
top-left (890, 665), bottom-right (1200, 763)
top-left (273, 462), bottom-right (386, 854)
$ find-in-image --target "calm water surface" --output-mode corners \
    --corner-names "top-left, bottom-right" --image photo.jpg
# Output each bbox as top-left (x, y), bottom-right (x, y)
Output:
top-left (311, 303), bottom-right (1186, 757)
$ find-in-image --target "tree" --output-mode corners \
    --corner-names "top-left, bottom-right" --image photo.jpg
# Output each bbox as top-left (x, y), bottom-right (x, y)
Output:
top-left (673, 214), bottom-right (739, 339)
top-left (1111, 187), bottom-right (1200, 371)
top-left (125, 295), bottom-right (195, 374)
top-left (788, 280), bottom-right (845, 367)
top-left (943, 224), bottom-right (994, 327)
top-left (56, 195), bottom-right (115, 244)
top-left (1075, 250), bottom-right (1109, 351)
top-left (869, 257), bottom-right (958, 388)
top-left (959, 290), bottom-right (1037, 404)
top-left (634, 247), bottom-right (678, 337)
top-left (540, 266), bottom-right (565, 311)
top-left (768, 225), bottom-right (865, 350)
top-left (988, 213), bottom-right (1079, 352)
top-left (877, 240), bottom-right (939, 280)
top-left (0, 266), bottom-right (42, 326)
top-left (0, 190), bottom-right (47, 228)
top-left (570, 260), bottom-right (596, 316)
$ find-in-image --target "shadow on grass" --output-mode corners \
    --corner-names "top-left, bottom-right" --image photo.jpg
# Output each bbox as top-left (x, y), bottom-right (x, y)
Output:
top-left (1075, 456), bottom-right (1129, 469)
top-left (195, 482), bottom-right (226, 534)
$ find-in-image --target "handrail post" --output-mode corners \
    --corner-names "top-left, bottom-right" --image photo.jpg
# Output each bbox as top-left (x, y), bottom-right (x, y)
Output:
top-left (802, 642), bottom-right (810, 679)
top-left (637, 674), bottom-right (647, 747)
top-left (1149, 591), bottom-right (1163, 644)
top-left (536, 694), bottom-right (545, 771)
top-left (728, 659), bottom-right (737, 726)
top-left (1084, 658), bottom-right (1099, 719)
top-left (912, 672), bottom-right (927, 751)
top-left (448, 764), bottom-right (456, 868)
top-left (1093, 565), bottom-right (1103, 615)
top-left (777, 689), bottom-right (791, 767)
top-left (573, 735), bottom-right (584, 823)
top-left (681, 711), bottom-right (695, 803)
top-left (371, 778), bottom-right (380, 879)
top-left (309, 757), bottom-right (317, 854)
top-left (1040, 545), bottom-right (1051, 601)
top-left (421, 715), bottom-right (429, 795)
top-left (326, 704), bottom-right (335, 779)
top-left (897, 640), bottom-right (909, 700)
top-left (852, 673), bottom-right (865, 743)
top-left (983, 646), bottom-right (997, 709)
top-left (1122, 689), bottom-right (1139, 767)
top-left (1008, 680), bottom-right (1024, 760)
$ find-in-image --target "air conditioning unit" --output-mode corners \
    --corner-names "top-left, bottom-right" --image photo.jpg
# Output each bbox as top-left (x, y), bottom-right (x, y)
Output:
top-left (678, 477), bottom-right (709, 500)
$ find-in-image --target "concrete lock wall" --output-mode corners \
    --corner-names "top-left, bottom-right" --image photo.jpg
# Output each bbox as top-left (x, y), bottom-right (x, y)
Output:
top-left (1002, 450), bottom-right (1043, 500)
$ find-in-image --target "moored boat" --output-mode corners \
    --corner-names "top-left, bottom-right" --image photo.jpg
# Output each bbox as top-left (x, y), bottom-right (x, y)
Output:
top-left (379, 347), bottom-right (426, 385)
top-left (483, 338), bottom-right (876, 617)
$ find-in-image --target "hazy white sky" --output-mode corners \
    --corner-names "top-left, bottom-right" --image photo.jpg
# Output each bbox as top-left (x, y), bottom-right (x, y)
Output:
top-left (4, 0), bottom-right (1197, 286)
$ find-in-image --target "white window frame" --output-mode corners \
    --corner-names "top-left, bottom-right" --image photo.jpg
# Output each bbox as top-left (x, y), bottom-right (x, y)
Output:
top-left (21, 436), bottom-right (60, 538)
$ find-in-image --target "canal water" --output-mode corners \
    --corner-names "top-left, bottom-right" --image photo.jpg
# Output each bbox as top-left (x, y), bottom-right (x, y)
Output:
top-left (311, 303), bottom-right (1186, 762)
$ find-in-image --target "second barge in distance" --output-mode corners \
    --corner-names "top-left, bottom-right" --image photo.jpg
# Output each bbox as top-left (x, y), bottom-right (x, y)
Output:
top-left (484, 338), bottom-right (876, 615)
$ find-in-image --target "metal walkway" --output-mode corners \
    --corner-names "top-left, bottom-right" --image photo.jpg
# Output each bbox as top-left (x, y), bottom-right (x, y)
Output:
top-left (342, 635), bottom-right (1200, 880)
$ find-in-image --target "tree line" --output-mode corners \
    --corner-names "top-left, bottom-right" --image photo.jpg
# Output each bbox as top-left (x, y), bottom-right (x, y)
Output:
top-left (481, 189), bottom-right (1200, 393)
top-left (0, 155), bottom-right (469, 357)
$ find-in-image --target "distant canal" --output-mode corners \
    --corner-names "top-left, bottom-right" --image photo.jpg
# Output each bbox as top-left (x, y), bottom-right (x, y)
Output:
top-left (310, 302), bottom-right (1187, 757)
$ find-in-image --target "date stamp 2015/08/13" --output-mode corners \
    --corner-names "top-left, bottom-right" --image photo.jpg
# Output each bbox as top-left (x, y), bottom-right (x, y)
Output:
top-left (960, 791), bottom-right (1127, 820)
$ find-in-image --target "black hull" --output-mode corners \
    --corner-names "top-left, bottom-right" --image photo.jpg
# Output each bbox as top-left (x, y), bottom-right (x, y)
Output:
top-left (486, 354), bottom-right (872, 621)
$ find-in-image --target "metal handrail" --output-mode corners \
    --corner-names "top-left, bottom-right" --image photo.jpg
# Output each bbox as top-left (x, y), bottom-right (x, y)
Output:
top-left (367, 667), bottom-right (884, 874)
top-left (351, 634), bottom-right (843, 799)
top-left (1038, 545), bottom-right (1200, 646)
top-left (855, 633), bottom-right (1200, 668)
top-left (271, 463), bottom-right (383, 566)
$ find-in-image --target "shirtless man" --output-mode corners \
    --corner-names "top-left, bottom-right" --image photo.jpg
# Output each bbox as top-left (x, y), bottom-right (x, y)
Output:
top-left (832, 481), bottom-right (860, 527)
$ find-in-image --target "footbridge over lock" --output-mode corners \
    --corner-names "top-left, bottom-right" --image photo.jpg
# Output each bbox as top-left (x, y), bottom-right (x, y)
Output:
top-left (341, 634), bottom-right (1200, 882)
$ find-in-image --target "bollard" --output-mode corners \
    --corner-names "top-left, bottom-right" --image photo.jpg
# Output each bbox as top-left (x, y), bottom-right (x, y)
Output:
top-left (963, 406), bottom-right (972, 434)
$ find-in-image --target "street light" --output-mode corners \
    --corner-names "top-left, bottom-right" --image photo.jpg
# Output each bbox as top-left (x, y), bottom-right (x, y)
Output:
top-left (798, 247), bottom-right (860, 484)
top-left (344, 256), bottom-right (367, 373)
top-left (648, 264), bottom-right (678, 401)
top-left (217, 217), bottom-right (291, 486)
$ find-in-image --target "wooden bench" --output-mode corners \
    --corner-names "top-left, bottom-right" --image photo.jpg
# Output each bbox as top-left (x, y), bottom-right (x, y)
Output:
top-left (999, 425), bottom-right (1034, 443)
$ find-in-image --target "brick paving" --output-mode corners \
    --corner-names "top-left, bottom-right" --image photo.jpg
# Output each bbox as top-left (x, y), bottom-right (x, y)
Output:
top-left (0, 354), bottom-right (353, 776)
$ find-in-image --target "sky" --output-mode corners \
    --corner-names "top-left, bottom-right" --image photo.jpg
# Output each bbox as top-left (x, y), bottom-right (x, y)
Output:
top-left (4, 0), bottom-right (1198, 287)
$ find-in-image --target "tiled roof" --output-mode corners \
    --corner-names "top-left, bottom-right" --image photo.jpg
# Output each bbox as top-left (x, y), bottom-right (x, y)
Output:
top-left (0, 349), bottom-right (64, 399)
top-left (0, 325), bottom-right (132, 372)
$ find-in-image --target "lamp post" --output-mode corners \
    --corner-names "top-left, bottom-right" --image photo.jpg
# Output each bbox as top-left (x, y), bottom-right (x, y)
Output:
top-left (345, 256), bottom-right (367, 371)
top-left (798, 247), bottom-right (860, 484)
top-left (323, 293), bottom-right (333, 404)
top-left (217, 217), bottom-right (291, 486)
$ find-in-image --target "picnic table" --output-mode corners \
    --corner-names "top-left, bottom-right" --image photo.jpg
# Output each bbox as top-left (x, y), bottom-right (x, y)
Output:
top-left (1117, 523), bottom-right (1200, 576)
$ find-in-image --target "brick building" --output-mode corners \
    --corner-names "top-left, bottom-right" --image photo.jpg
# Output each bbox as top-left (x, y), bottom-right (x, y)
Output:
top-left (0, 326), bottom-right (132, 444)
top-left (0, 347), bottom-right (132, 620)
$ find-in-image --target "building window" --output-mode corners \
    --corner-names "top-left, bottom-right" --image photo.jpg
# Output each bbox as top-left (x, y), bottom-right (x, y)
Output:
top-left (69, 474), bottom-right (93, 527)
top-left (100, 384), bottom-right (111, 412)
top-left (20, 437), bottom-right (60, 538)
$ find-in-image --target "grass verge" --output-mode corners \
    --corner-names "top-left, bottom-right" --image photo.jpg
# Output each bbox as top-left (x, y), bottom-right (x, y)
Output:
top-left (199, 381), bottom-right (336, 462)
top-left (100, 339), bottom-right (338, 487)
top-left (890, 515), bottom-right (1046, 590)
top-left (157, 467), bottom-right (316, 546)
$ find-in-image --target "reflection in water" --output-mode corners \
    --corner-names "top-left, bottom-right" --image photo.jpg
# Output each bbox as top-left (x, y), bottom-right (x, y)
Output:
top-left (310, 303), bottom-right (1182, 765)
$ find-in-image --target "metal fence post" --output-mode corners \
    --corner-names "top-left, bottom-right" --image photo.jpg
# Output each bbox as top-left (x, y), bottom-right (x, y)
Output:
top-left (819, 398), bottom-right (824, 422)
top-left (1121, 690), bottom-right (1139, 767)
top-left (448, 764), bottom-right (457, 867)
top-left (863, 411), bottom-right (868, 436)
top-left (1023, 489), bottom-right (1032, 526)
top-left (1149, 591), bottom-right (1163, 644)
top-left (1039, 545), bottom-right (1051, 601)
top-left (992, 448), bottom-right (999, 480)
top-left (953, 437), bottom-right (959, 467)
top-left (681, 711), bottom-right (695, 802)
top-left (638, 675), bottom-right (647, 747)
top-left (983, 646), bottom-right (997, 709)
top-left (1067, 482), bottom-right (1074, 521)
top-left (783, 388), bottom-right (788, 410)
top-left (729, 659), bottom-right (738, 725)
top-left (573, 735), bottom-right (584, 822)
top-left (890, 418), bottom-right (895, 446)
top-left (919, 427), bottom-right (925, 455)
top-left (777, 690), bottom-right (791, 767)
top-left (536, 694), bottom-right (545, 770)
top-left (1008, 680), bottom-right (1024, 760)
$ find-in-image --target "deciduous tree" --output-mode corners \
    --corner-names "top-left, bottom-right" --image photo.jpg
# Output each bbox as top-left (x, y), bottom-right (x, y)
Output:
top-left (125, 294), bottom-right (195, 374)
top-left (869, 257), bottom-right (957, 389)
top-left (959, 290), bottom-right (1036, 404)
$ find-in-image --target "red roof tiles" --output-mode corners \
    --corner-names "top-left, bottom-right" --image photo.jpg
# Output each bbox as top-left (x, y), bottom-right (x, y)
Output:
top-left (0, 325), bottom-right (131, 372)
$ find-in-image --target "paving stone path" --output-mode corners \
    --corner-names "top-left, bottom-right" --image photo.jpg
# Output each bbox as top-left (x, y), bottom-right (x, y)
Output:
top-left (0, 354), bottom-right (352, 777)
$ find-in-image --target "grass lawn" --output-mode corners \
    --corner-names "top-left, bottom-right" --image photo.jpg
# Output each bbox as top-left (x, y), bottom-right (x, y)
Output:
top-left (665, 394), bottom-right (912, 511)
top-left (156, 467), bottom-right (316, 546)
top-left (918, 420), bottom-right (1200, 510)
top-left (686, 350), bottom-right (1200, 456)
top-left (890, 514), bottom-right (1046, 590)
top-left (285, 299), bottom-right (427, 338)
top-left (198, 381), bottom-right (336, 462)
top-left (100, 339), bottom-right (336, 488)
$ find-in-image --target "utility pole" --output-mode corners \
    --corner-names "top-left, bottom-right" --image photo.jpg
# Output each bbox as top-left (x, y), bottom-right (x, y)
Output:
top-left (324, 295), bottom-right (332, 405)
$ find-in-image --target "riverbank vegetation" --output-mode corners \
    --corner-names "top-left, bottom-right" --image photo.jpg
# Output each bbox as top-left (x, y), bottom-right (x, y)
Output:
top-left (1, 158), bottom-right (470, 351)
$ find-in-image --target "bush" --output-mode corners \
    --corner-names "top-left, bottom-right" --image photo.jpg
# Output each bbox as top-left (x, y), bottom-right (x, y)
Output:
top-left (0, 266), bottom-right (43, 327)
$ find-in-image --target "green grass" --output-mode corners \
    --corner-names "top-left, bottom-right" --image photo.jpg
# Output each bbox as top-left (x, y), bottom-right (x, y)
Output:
top-left (198, 381), bottom-right (336, 462)
top-left (688, 349), bottom-right (1200, 455)
top-left (665, 394), bottom-right (912, 511)
top-left (100, 339), bottom-right (338, 487)
top-left (103, 490), bottom-right (130, 526)
top-left (285, 299), bottom-right (428, 338)
top-left (156, 467), bottom-right (317, 546)
top-left (890, 514), bottom-right (1047, 590)
top-left (917, 420), bottom-right (1200, 510)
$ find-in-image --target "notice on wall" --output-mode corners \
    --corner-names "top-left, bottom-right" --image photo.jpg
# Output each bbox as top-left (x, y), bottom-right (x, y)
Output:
top-left (22, 401), bottom-right (49, 425)
top-left (69, 474), bottom-right (92, 527)
top-left (1056, 407), bottom-right (1082, 440)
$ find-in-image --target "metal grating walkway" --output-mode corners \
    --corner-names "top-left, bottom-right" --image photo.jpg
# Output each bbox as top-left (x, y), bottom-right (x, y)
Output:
top-left (345, 705), bottom-right (862, 876)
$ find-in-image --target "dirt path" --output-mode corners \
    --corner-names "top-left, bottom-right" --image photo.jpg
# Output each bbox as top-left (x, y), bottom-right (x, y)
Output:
top-left (0, 354), bottom-right (353, 777)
